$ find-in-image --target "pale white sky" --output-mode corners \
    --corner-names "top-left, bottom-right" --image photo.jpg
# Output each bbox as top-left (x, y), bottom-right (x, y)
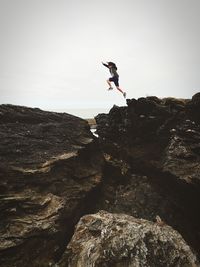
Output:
top-left (0, 0), bottom-right (200, 111)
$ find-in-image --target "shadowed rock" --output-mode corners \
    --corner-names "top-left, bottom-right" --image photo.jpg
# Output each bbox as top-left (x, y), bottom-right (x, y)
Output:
top-left (0, 104), bottom-right (104, 267)
top-left (59, 211), bottom-right (199, 267)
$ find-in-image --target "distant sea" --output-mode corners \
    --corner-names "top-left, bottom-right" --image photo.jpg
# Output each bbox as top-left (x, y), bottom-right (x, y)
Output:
top-left (50, 108), bottom-right (110, 119)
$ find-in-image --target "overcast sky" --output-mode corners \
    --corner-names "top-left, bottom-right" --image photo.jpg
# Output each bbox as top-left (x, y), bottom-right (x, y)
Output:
top-left (0, 0), bottom-right (200, 111)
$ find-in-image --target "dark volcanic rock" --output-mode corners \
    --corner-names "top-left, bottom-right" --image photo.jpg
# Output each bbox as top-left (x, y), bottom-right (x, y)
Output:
top-left (59, 211), bottom-right (199, 267)
top-left (187, 92), bottom-right (200, 123)
top-left (0, 104), bottom-right (104, 267)
top-left (95, 94), bottom-right (200, 258)
top-left (95, 95), bottom-right (200, 186)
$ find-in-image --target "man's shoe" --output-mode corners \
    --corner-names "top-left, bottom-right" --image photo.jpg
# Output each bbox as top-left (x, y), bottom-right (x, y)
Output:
top-left (108, 87), bottom-right (113, 90)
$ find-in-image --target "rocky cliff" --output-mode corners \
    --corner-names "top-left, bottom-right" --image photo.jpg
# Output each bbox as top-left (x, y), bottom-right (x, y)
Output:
top-left (0, 104), bottom-right (104, 266)
top-left (95, 93), bottom-right (200, 259)
top-left (1, 95), bottom-right (200, 266)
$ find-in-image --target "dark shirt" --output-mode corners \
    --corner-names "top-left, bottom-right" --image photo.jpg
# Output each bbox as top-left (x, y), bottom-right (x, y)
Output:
top-left (102, 63), bottom-right (119, 77)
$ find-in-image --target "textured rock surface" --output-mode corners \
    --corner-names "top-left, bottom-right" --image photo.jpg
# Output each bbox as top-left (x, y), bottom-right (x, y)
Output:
top-left (0, 105), bottom-right (104, 267)
top-left (95, 95), bottom-right (200, 184)
top-left (2, 95), bottom-right (200, 266)
top-left (95, 94), bottom-right (200, 257)
top-left (59, 211), bottom-right (199, 267)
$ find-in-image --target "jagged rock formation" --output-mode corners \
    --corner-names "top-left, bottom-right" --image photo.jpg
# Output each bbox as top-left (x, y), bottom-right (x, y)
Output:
top-left (95, 95), bottom-right (200, 183)
top-left (95, 94), bottom-right (200, 258)
top-left (0, 105), bottom-right (104, 267)
top-left (59, 210), bottom-right (200, 267)
top-left (1, 94), bottom-right (200, 266)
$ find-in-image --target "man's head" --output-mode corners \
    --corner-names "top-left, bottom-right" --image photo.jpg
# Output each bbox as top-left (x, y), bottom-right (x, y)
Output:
top-left (107, 62), bottom-right (117, 69)
top-left (107, 62), bottom-right (114, 66)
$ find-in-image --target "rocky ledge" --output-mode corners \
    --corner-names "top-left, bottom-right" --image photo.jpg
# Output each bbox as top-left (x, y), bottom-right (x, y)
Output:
top-left (0, 104), bottom-right (104, 266)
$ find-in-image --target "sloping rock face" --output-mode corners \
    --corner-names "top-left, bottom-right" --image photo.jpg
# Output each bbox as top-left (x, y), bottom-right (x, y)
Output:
top-left (60, 211), bottom-right (200, 267)
top-left (0, 105), bottom-right (104, 267)
top-left (95, 94), bottom-right (200, 257)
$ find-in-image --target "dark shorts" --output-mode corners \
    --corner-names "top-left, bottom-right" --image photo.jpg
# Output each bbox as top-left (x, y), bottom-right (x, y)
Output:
top-left (109, 76), bottom-right (119, 87)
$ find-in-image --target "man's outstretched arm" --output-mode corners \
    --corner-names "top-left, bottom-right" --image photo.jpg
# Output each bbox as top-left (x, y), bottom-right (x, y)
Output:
top-left (102, 62), bottom-right (109, 68)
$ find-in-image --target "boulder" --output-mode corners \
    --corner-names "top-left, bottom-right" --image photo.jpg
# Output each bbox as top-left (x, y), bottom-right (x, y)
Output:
top-left (0, 105), bottom-right (104, 266)
top-left (59, 211), bottom-right (199, 267)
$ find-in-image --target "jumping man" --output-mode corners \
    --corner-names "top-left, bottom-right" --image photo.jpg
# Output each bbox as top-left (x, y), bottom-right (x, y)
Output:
top-left (102, 61), bottom-right (126, 98)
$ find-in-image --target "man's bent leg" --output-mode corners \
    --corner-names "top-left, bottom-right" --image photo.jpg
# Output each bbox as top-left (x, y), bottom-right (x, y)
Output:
top-left (116, 86), bottom-right (124, 94)
top-left (107, 80), bottom-right (113, 90)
